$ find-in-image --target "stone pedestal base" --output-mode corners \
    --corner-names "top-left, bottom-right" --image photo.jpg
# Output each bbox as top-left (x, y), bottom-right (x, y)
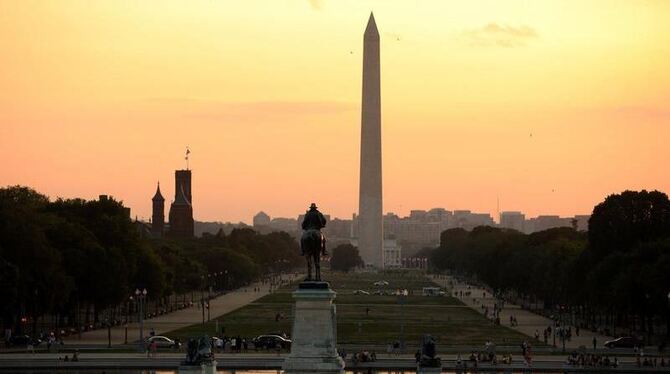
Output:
top-left (282, 282), bottom-right (345, 374)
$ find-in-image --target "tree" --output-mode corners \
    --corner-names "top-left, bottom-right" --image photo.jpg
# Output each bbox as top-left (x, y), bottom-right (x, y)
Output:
top-left (0, 185), bottom-right (341, 334)
top-left (330, 244), bottom-right (363, 272)
top-left (0, 186), bottom-right (72, 332)
top-left (589, 190), bottom-right (670, 259)
top-left (0, 258), bottom-right (19, 326)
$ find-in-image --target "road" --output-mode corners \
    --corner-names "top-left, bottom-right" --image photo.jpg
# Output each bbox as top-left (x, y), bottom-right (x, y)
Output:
top-left (0, 352), bottom-right (664, 372)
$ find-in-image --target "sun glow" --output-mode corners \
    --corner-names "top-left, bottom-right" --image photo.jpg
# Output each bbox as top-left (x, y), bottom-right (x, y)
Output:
top-left (1, 0), bottom-right (669, 222)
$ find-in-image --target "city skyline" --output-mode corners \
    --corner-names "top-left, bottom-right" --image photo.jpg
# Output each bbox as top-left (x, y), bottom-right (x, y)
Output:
top-left (2, 1), bottom-right (670, 223)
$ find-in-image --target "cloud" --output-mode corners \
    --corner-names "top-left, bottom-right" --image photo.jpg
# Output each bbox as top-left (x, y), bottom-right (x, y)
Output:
top-left (307, 0), bottom-right (324, 10)
top-left (462, 23), bottom-right (538, 48)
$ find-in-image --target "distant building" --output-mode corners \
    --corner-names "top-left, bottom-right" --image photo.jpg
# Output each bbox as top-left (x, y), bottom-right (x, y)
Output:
top-left (383, 238), bottom-right (402, 268)
top-left (452, 210), bottom-right (495, 230)
top-left (151, 182), bottom-right (165, 237)
top-left (500, 211), bottom-right (525, 232)
top-left (574, 215), bottom-right (590, 231)
top-left (167, 169), bottom-right (194, 238)
top-left (195, 221), bottom-right (250, 237)
top-left (530, 215), bottom-right (571, 232)
top-left (253, 211), bottom-right (271, 227)
top-left (522, 214), bottom-right (590, 234)
top-left (270, 217), bottom-right (299, 235)
top-left (427, 208), bottom-right (452, 225)
top-left (328, 218), bottom-right (353, 239)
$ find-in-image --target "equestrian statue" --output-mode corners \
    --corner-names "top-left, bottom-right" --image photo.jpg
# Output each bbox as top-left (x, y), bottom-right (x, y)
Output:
top-left (300, 203), bottom-right (328, 281)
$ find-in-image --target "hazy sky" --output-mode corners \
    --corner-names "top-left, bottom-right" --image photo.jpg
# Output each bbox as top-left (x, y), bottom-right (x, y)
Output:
top-left (1, 0), bottom-right (669, 223)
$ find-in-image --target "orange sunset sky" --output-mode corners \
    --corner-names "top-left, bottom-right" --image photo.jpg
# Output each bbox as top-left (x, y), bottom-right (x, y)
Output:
top-left (1, 0), bottom-right (669, 223)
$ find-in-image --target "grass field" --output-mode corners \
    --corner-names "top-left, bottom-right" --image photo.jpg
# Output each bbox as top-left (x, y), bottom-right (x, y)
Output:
top-left (169, 270), bottom-right (532, 348)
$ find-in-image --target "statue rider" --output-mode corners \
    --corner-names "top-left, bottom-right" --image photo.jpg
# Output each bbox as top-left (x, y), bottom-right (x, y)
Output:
top-left (301, 203), bottom-right (327, 256)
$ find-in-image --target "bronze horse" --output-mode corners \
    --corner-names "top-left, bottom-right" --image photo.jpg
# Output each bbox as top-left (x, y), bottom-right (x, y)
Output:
top-left (301, 229), bottom-right (325, 281)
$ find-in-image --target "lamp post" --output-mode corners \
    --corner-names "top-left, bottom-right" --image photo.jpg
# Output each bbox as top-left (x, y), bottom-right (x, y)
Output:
top-left (135, 288), bottom-right (147, 351)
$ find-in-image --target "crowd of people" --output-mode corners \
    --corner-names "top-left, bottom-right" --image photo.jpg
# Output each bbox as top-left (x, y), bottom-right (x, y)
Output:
top-left (463, 351), bottom-right (513, 366)
top-left (214, 335), bottom-right (249, 352)
top-left (565, 352), bottom-right (618, 368)
top-left (56, 349), bottom-right (79, 362)
top-left (337, 348), bottom-right (377, 364)
top-left (456, 352), bottom-right (514, 369)
top-left (635, 354), bottom-right (668, 368)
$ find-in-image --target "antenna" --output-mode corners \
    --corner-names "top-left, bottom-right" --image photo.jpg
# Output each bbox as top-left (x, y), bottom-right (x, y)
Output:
top-left (185, 146), bottom-right (191, 170)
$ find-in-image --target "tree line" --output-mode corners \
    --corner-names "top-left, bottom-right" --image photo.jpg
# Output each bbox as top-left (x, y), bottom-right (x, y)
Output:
top-left (427, 190), bottom-right (670, 342)
top-left (0, 186), bottom-right (302, 334)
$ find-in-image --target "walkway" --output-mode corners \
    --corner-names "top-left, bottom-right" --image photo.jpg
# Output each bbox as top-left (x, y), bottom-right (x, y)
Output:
top-left (436, 276), bottom-right (615, 351)
top-left (0, 352), bottom-right (652, 372)
top-left (64, 274), bottom-right (301, 345)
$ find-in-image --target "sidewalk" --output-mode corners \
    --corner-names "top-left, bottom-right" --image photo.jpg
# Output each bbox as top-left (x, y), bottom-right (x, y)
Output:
top-left (63, 274), bottom-right (300, 345)
top-left (437, 276), bottom-right (615, 351)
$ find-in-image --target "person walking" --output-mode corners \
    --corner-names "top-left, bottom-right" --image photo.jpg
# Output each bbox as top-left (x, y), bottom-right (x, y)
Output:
top-left (592, 336), bottom-right (597, 351)
top-left (150, 340), bottom-right (158, 358)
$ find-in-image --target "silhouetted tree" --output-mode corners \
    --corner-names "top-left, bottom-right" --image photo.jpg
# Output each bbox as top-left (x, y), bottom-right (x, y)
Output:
top-left (589, 190), bottom-right (670, 259)
top-left (330, 244), bottom-right (363, 272)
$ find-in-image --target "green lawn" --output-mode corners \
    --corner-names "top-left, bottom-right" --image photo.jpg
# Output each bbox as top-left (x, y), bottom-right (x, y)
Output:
top-left (169, 270), bottom-right (532, 347)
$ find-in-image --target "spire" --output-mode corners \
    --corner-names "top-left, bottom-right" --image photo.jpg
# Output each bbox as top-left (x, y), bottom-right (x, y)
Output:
top-left (152, 181), bottom-right (164, 201)
top-left (364, 12), bottom-right (379, 39)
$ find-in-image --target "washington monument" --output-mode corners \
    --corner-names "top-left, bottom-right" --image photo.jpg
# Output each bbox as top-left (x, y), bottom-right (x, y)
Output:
top-left (358, 13), bottom-right (384, 268)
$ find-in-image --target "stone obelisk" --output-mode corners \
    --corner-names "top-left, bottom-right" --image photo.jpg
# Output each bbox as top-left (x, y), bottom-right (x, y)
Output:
top-left (358, 13), bottom-right (384, 268)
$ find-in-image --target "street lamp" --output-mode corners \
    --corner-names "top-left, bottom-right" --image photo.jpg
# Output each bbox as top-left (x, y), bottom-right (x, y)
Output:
top-left (135, 288), bottom-right (147, 351)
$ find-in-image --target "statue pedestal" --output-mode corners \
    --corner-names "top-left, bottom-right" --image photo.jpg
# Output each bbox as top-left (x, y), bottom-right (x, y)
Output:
top-left (282, 282), bottom-right (345, 374)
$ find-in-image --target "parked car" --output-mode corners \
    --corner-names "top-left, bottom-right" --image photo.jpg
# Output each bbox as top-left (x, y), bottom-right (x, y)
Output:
top-left (373, 281), bottom-right (389, 286)
top-left (7, 335), bottom-right (41, 347)
top-left (252, 334), bottom-right (292, 350)
top-left (353, 290), bottom-right (370, 295)
top-left (145, 335), bottom-right (180, 349)
top-left (604, 336), bottom-right (643, 349)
